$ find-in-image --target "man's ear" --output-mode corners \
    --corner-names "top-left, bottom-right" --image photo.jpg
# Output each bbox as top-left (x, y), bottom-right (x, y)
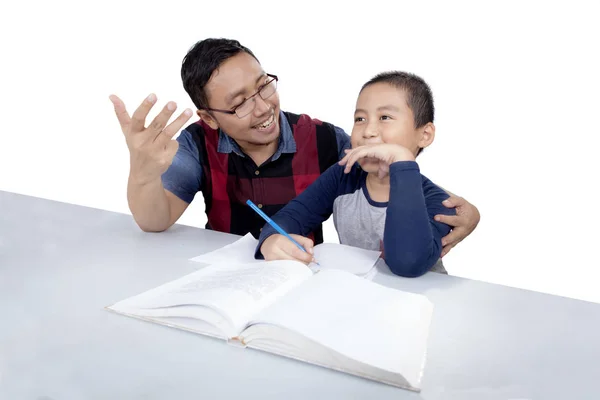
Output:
top-left (418, 122), bottom-right (436, 149)
top-left (197, 110), bottom-right (219, 130)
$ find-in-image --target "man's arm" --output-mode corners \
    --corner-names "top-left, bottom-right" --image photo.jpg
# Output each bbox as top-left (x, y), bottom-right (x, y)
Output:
top-left (110, 94), bottom-right (198, 232)
top-left (127, 178), bottom-right (189, 232)
top-left (128, 130), bottom-right (201, 232)
top-left (434, 191), bottom-right (480, 257)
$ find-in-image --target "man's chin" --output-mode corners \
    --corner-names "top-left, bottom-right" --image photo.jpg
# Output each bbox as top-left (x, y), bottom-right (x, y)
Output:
top-left (250, 121), bottom-right (279, 143)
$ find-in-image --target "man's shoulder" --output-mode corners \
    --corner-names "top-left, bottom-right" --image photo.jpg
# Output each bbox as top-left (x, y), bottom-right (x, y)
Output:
top-left (182, 119), bottom-right (214, 136)
top-left (180, 119), bottom-right (223, 153)
top-left (282, 110), bottom-right (337, 131)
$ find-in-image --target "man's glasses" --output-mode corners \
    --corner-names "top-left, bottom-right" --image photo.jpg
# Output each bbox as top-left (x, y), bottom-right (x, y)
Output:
top-left (203, 74), bottom-right (278, 118)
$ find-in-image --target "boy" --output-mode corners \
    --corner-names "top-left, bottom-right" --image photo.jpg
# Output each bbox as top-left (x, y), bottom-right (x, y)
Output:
top-left (256, 71), bottom-right (454, 277)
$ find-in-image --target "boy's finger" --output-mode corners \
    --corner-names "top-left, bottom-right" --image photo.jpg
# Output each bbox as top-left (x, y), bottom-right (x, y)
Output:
top-left (288, 246), bottom-right (314, 264)
top-left (290, 234), bottom-right (314, 252)
top-left (344, 149), bottom-right (366, 172)
top-left (338, 151), bottom-right (352, 166)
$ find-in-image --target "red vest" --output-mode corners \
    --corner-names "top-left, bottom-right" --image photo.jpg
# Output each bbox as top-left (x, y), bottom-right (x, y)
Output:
top-left (188, 111), bottom-right (340, 244)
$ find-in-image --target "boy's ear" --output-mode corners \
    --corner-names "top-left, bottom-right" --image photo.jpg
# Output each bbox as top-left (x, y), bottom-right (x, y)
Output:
top-left (418, 122), bottom-right (436, 149)
top-left (197, 109), bottom-right (219, 130)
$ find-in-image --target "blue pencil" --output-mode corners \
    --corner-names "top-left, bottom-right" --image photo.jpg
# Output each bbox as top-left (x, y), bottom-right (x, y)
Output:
top-left (246, 199), bottom-right (319, 265)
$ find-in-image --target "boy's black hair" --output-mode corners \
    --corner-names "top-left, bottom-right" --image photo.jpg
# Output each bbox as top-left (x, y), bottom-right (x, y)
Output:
top-left (181, 38), bottom-right (259, 110)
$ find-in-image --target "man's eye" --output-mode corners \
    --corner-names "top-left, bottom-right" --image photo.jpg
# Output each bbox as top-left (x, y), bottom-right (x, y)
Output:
top-left (233, 98), bottom-right (247, 109)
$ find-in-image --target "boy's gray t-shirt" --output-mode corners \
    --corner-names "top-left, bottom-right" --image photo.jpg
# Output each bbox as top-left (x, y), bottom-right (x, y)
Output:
top-left (332, 181), bottom-right (447, 274)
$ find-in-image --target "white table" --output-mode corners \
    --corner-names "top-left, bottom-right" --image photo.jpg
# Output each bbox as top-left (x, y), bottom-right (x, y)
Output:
top-left (1, 190), bottom-right (599, 400)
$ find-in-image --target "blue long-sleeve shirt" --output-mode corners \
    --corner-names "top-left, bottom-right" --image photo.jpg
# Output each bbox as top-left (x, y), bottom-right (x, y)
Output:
top-left (256, 161), bottom-right (455, 277)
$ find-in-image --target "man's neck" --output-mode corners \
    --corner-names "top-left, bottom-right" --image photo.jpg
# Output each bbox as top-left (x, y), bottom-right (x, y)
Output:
top-left (238, 139), bottom-right (279, 167)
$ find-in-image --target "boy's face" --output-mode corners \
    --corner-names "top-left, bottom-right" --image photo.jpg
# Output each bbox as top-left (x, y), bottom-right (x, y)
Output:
top-left (198, 52), bottom-right (281, 148)
top-left (351, 82), bottom-right (430, 173)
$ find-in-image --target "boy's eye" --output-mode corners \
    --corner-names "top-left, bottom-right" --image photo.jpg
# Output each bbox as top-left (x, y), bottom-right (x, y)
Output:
top-left (380, 115), bottom-right (391, 120)
top-left (354, 117), bottom-right (365, 123)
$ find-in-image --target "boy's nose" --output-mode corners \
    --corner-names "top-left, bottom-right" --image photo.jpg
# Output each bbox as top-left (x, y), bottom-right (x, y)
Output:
top-left (363, 124), bottom-right (379, 138)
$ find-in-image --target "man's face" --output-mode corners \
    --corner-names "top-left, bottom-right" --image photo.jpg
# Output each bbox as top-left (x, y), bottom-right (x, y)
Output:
top-left (200, 52), bottom-right (281, 149)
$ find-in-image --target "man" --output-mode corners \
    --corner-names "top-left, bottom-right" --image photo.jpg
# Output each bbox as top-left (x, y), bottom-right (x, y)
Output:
top-left (109, 38), bottom-right (479, 257)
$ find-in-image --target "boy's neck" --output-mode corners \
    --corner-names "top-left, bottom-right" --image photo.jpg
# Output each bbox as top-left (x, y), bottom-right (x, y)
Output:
top-left (366, 173), bottom-right (390, 203)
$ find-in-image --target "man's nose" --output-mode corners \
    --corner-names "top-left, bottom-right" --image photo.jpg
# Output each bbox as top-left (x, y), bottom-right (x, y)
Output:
top-left (253, 94), bottom-right (270, 116)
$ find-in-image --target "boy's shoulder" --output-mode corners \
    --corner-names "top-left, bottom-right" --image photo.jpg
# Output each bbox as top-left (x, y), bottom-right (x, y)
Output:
top-left (419, 173), bottom-right (455, 216)
top-left (420, 174), bottom-right (448, 198)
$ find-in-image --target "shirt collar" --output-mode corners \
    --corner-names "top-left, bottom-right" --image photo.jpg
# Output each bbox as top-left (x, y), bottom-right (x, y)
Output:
top-left (217, 111), bottom-right (296, 160)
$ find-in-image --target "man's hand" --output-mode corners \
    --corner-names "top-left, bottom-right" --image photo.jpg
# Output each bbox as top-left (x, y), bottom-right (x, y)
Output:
top-left (109, 93), bottom-right (193, 185)
top-left (435, 194), bottom-right (480, 257)
top-left (260, 234), bottom-right (315, 265)
top-left (338, 144), bottom-right (415, 178)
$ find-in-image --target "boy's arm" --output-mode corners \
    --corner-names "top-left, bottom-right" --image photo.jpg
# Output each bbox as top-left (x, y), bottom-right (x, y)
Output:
top-left (383, 161), bottom-right (455, 277)
top-left (255, 164), bottom-right (343, 258)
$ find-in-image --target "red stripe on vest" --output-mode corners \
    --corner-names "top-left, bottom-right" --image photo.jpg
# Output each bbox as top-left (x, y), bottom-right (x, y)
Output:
top-left (203, 124), bottom-right (231, 232)
top-left (291, 115), bottom-right (321, 196)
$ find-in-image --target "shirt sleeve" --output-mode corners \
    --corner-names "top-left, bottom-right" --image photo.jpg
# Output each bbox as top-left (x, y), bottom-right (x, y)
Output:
top-left (160, 129), bottom-right (202, 204)
top-left (333, 125), bottom-right (351, 161)
top-left (255, 163), bottom-right (344, 259)
top-left (383, 161), bottom-right (455, 277)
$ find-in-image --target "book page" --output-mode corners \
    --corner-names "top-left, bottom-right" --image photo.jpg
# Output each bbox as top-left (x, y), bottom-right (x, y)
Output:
top-left (247, 269), bottom-right (433, 389)
top-left (190, 233), bottom-right (381, 277)
top-left (108, 260), bottom-right (313, 337)
top-left (312, 243), bottom-right (381, 276)
top-left (189, 233), bottom-right (261, 265)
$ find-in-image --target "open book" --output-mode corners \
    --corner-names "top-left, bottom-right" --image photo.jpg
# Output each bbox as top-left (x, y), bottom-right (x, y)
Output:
top-left (189, 233), bottom-right (382, 279)
top-left (107, 260), bottom-right (434, 392)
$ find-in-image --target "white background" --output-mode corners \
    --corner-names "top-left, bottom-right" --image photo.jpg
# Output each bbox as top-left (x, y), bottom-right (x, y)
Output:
top-left (1, 1), bottom-right (599, 303)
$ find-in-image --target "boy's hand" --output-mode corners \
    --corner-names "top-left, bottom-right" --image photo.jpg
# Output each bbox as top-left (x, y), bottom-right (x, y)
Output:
top-left (435, 194), bottom-right (480, 257)
top-left (338, 144), bottom-right (415, 178)
top-left (109, 94), bottom-right (193, 186)
top-left (260, 234), bottom-right (315, 265)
